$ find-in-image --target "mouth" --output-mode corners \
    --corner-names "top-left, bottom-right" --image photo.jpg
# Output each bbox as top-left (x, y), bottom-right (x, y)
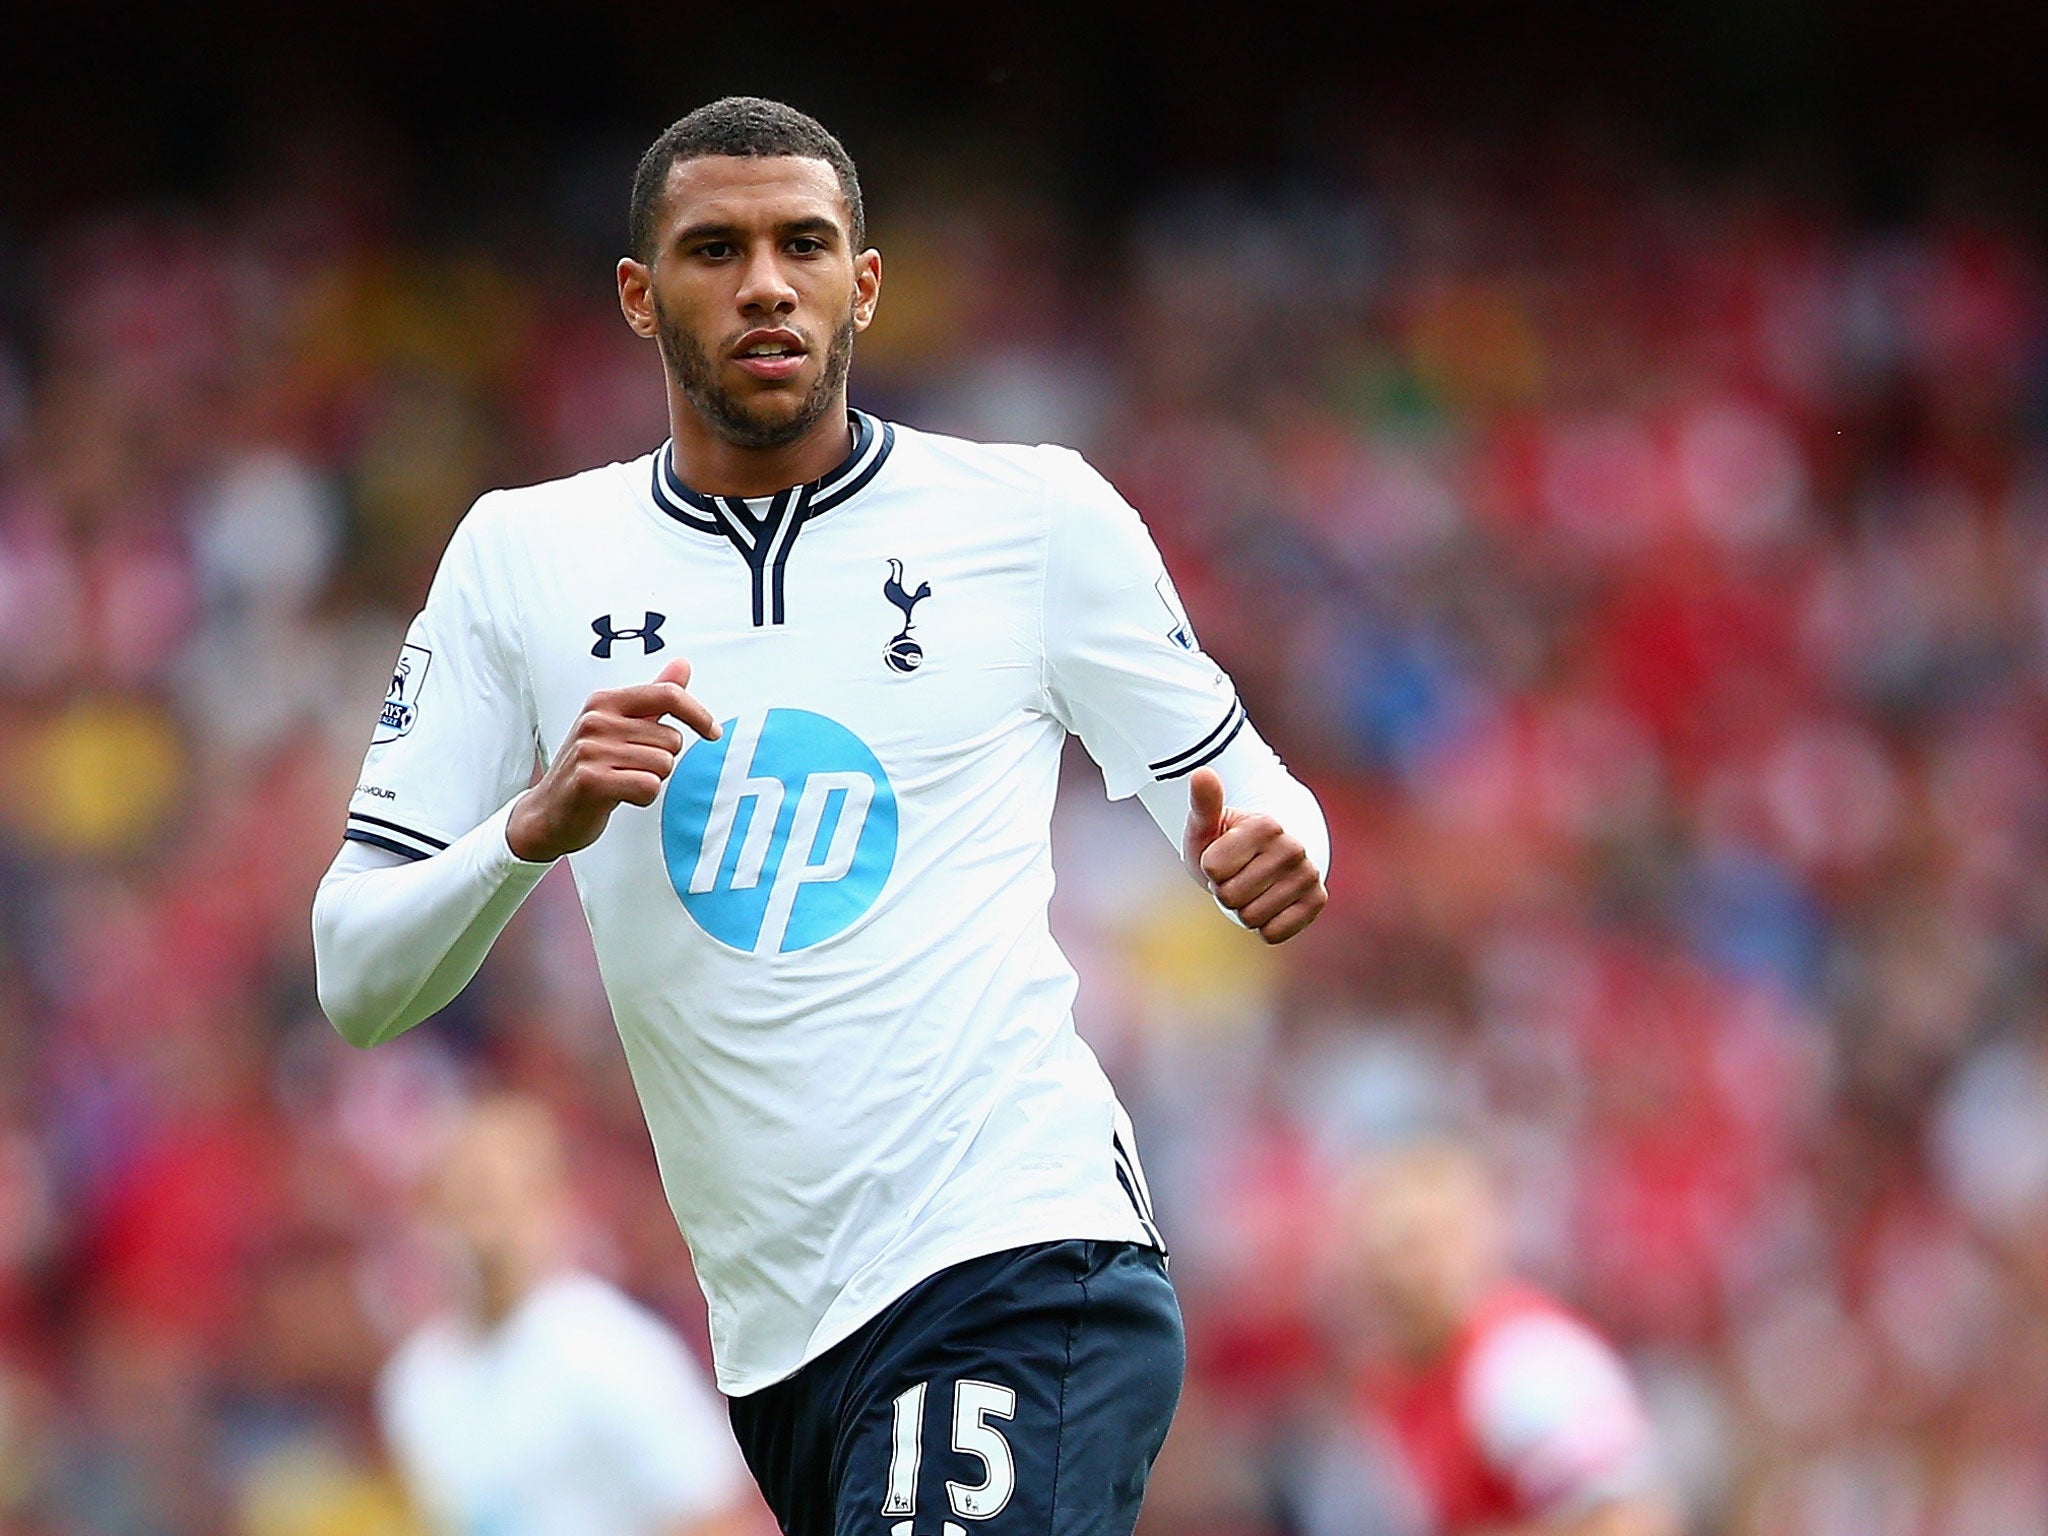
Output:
top-left (731, 329), bottom-right (810, 383)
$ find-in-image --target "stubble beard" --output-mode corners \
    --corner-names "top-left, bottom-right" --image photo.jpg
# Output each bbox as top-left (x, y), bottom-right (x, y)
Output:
top-left (655, 297), bottom-right (858, 452)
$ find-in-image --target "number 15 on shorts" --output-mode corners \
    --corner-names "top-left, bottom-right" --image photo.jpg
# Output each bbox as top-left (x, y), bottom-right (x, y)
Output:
top-left (884, 1379), bottom-right (1018, 1531)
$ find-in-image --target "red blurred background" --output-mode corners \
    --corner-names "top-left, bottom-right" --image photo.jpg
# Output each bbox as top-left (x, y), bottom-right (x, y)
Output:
top-left (7, 2), bottom-right (2048, 1531)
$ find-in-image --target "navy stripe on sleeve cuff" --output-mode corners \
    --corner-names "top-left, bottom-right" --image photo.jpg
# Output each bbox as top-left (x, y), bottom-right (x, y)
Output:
top-left (1149, 698), bottom-right (1247, 781)
top-left (345, 812), bottom-right (449, 860)
top-left (343, 828), bottom-right (430, 862)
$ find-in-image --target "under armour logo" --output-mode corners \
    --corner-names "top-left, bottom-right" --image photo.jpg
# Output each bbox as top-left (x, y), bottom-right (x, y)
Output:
top-left (591, 612), bottom-right (667, 658)
top-left (883, 560), bottom-right (931, 674)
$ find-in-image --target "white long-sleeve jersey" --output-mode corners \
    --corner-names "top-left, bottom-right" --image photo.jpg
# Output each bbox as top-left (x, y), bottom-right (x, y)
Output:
top-left (380, 1272), bottom-right (749, 1536)
top-left (314, 413), bottom-right (1329, 1393)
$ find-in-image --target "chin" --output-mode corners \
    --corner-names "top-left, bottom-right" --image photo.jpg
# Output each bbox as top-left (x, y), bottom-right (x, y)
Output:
top-left (724, 388), bottom-right (832, 448)
top-left (730, 409), bottom-right (810, 448)
top-left (742, 391), bottom-right (809, 426)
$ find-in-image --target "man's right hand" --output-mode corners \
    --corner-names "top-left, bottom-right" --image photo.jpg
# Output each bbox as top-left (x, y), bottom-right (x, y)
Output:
top-left (506, 658), bottom-right (721, 863)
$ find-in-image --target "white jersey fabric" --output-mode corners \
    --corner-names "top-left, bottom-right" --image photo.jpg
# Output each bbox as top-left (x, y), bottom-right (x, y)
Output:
top-left (379, 1271), bottom-right (747, 1536)
top-left (325, 413), bottom-right (1328, 1393)
top-left (1463, 1311), bottom-right (1660, 1517)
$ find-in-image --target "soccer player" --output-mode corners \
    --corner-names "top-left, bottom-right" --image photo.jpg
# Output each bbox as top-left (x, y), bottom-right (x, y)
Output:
top-left (1338, 1142), bottom-right (1679, 1536)
top-left (379, 1095), bottom-right (756, 1536)
top-left (313, 96), bottom-right (1329, 1536)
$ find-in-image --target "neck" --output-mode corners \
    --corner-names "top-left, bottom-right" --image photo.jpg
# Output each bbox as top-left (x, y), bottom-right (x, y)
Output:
top-left (668, 392), bottom-right (854, 498)
top-left (1393, 1272), bottom-right (1503, 1363)
top-left (466, 1245), bottom-right (554, 1329)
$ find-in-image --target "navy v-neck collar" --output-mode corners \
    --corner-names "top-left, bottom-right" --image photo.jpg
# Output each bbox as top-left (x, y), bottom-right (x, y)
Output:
top-left (646, 411), bottom-right (896, 626)
top-left (649, 410), bottom-right (894, 531)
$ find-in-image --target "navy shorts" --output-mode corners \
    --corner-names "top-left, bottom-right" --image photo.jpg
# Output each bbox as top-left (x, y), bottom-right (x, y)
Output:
top-left (729, 1240), bottom-right (1184, 1536)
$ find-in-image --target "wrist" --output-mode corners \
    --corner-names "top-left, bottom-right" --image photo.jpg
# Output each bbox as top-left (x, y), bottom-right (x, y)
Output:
top-left (504, 792), bottom-right (561, 864)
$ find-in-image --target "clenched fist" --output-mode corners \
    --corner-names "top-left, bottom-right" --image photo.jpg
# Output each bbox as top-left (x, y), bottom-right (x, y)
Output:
top-left (506, 658), bottom-right (720, 863)
top-left (1182, 767), bottom-right (1327, 944)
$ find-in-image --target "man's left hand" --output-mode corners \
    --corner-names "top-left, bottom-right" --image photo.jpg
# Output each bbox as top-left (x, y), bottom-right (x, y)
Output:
top-left (1182, 767), bottom-right (1328, 944)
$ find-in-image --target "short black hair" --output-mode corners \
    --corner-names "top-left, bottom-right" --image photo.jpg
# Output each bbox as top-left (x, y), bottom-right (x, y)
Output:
top-left (628, 96), bottom-right (866, 263)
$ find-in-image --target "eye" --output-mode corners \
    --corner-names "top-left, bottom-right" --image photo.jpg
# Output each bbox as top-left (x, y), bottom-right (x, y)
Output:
top-left (788, 236), bottom-right (826, 255)
top-left (694, 240), bottom-right (735, 260)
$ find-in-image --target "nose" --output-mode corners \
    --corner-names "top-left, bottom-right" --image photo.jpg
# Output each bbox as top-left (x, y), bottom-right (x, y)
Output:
top-left (736, 243), bottom-right (799, 316)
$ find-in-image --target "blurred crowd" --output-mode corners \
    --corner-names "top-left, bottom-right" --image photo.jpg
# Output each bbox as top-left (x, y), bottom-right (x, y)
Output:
top-left (4, 124), bottom-right (2048, 1535)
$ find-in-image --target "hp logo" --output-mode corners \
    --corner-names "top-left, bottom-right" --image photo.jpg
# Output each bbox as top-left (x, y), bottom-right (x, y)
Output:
top-left (661, 710), bottom-right (898, 954)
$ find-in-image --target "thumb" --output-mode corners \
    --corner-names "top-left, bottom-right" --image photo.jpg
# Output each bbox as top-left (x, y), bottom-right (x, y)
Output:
top-left (653, 656), bottom-right (693, 689)
top-left (1184, 767), bottom-right (1227, 851)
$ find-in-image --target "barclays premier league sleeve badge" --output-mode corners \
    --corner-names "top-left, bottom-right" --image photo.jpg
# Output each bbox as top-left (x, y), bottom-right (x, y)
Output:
top-left (1154, 574), bottom-right (1198, 652)
top-left (373, 644), bottom-right (433, 743)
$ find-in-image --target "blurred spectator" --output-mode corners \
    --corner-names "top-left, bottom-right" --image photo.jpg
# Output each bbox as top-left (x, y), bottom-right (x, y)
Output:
top-left (377, 1095), bottom-right (757, 1536)
top-left (1320, 1139), bottom-right (1679, 1536)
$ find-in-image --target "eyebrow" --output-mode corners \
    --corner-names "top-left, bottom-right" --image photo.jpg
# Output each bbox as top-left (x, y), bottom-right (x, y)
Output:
top-left (673, 216), bottom-right (843, 246)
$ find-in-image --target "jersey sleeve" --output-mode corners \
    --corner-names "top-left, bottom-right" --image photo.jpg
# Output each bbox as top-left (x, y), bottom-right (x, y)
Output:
top-left (1039, 448), bottom-right (1245, 801)
top-left (345, 494), bottom-right (540, 859)
top-left (1463, 1311), bottom-right (1662, 1518)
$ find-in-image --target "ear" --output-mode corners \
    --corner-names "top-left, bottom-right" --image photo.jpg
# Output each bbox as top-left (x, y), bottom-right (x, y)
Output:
top-left (617, 257), bottom-right (658, 339)
top-left (852, 248), bottom-right (882, 332)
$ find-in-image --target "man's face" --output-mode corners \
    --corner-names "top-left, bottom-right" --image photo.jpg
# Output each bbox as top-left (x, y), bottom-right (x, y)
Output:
top-left (620, 154), bottom-right (880, 450)
top-left (433, 1104), bottom-right (563, 1265)
top-left (1343, 1152), bottom-right (1504, 1359)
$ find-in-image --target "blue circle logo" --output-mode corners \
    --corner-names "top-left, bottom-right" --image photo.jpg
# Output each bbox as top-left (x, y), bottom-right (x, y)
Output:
top-left (661, 709), bottom-right (898, 954)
